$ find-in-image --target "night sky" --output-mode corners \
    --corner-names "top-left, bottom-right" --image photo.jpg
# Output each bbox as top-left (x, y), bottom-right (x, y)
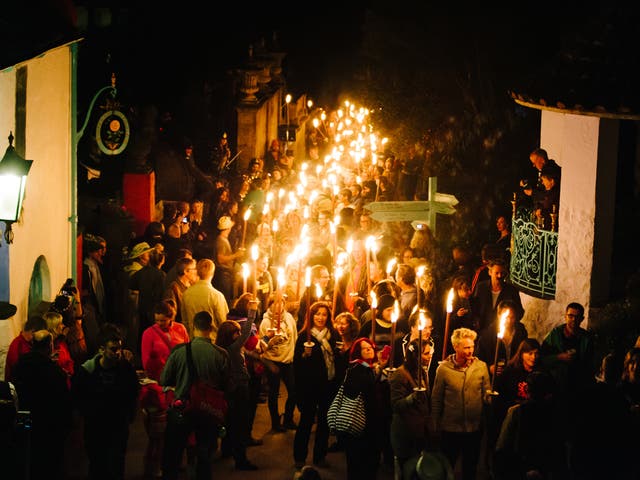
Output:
top-left (74, 1), bottom-right (370, 111)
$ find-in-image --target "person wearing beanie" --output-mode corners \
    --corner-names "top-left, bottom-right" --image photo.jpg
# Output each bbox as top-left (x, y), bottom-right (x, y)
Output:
top-left (358, 293), bottom-right (403, 349)
top-left (339, 337), bottom-right (381, 479)
top-left (357, 293), bottom-right (399, 471)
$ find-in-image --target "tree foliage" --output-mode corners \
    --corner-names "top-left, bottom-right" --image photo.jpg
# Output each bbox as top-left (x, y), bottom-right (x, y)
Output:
top-left (349, 2), bottom-right (557, 251)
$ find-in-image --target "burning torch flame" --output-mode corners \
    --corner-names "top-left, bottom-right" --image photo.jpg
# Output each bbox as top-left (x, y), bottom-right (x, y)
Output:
top-left (277, 267), bottom-right (285, 292)
top-left (446, 288), bottom-right (455, 314)
top-left (418, 310), bottom-right (426, 331)
top-left (392, 300), bottom-right (400, 323)
top-left (498, 310), bottom-right (508, 339)
top-left (387, 258), bottom-right (397, 276)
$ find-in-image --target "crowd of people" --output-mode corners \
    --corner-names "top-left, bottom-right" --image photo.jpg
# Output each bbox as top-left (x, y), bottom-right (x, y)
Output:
top-left (1, 105), bottom-right (639, 480)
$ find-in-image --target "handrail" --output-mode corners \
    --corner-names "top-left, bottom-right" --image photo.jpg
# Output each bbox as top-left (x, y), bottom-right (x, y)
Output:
top-left (510, 212), bottom-right (558, 299)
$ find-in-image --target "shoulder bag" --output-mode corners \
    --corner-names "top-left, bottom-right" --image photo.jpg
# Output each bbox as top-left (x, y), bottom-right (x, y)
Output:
top-left (183, 341), bottom-right (228, 426)
top-left (327, 372), bottom-right (366, 436)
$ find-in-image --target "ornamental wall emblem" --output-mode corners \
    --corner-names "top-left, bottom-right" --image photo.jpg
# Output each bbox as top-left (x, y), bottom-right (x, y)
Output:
top-left (95, 109), bottom-right (130, 155)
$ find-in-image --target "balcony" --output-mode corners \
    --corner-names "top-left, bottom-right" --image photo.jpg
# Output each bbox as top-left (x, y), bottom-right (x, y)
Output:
top-left (509, 206), bottom-right (558, 300)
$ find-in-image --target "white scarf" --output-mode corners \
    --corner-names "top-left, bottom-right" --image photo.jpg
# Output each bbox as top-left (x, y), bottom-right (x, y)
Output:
top-left (311, 327), bottom-right (335, 380)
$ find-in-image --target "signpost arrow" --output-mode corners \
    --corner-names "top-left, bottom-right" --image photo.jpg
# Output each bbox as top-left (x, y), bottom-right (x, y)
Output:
top-left (369, 210), bottom-right (431, 223)
top-left (363, 178), bottom-right (459, 235)
top-left (364, 201), bottom-right (432, 212)
top-left (430, 203), bottom-right (456, 215)
top-left (433, 192), bottom-right (459, 206)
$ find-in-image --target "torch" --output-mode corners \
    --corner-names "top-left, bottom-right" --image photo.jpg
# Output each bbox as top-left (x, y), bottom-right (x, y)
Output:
top-left (386, 258), bottom-right (397, 280)
top-left (415, 310), bottom-right (427, 392)
top-left (304, 267), bottom-right (314, 350)
top-left (272, 219), bottom-right (279, 262)
top-left (490, 310), bottom-right (509, 394)
top-left (415, 265), bottom-right (425, 309)
top-left (365, 235), bottom-right (375, 294)
top-left (331, 266), bottom-right (344, 324)
top-left (242, 263), bottom-right (249, 294)
top-left (251, 244), bottom-right (259, 296)
top-left (386, 300), bottom-right (400, 374)
top-left (441, 288), bottom-right (455, 361)
top-left (241, 207), bottom-right (252, 248)
top-left (369, 290), bottom-right (378, 341)
top-left (274, 266), bottom-right (283, 291)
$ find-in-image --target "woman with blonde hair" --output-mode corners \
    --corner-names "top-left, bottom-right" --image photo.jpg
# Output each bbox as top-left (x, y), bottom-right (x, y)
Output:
top-left (431, 327), bottom-right (491, 480)
top-left (44, 311), bottom-right (74, 382)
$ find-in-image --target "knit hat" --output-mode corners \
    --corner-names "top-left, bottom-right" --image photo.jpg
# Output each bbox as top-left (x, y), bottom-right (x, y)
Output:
top-left (217, 216), bottom-right (234, 230)
top-left (128, 242), bottom-right (155, 260)
top-left (377, 294), bottom-right (396, 313)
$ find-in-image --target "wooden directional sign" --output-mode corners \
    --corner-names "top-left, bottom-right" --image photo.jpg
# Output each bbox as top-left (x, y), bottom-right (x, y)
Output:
top-left (433, 192), bottom-right (459, 206)
top-left (365, 201), bottom-right (432, 213)
top-left (364, 177), bottom-right (458, 235)
top-left (369, 209), bottom-right (430, 222)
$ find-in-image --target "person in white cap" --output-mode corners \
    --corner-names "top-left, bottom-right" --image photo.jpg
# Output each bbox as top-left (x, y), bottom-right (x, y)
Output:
top-left (214, 215), bottom-right (245, 304)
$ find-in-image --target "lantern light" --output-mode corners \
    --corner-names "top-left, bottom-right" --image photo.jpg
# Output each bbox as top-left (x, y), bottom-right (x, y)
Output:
top-left (0, 132), bottom-right (33, 244)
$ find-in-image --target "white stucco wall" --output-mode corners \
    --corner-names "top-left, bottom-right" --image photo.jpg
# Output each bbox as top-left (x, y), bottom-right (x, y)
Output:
top-left (0, 44), bottom-right (74, 375)
top-left (520, 110), bottom-right (601, 341)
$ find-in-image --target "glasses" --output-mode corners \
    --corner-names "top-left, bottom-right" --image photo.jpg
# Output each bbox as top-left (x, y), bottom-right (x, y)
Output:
top-left (107, 345), bottom-right (123, 353)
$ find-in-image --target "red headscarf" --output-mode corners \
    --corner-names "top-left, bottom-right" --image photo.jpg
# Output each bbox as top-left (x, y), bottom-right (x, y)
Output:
top-left (349, 337), bottom-right (376, 367)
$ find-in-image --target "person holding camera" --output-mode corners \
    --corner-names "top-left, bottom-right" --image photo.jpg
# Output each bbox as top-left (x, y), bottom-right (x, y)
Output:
top-left (52, 278), bottom-right (88, 366)
top-left (518, 148), bottom-right (561, 212)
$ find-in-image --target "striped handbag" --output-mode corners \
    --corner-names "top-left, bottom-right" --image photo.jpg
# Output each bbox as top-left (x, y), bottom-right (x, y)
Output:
top-left (327, 383), bottom-right (366, 436)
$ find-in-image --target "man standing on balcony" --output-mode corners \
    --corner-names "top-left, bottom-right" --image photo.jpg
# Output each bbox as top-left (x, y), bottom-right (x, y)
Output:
top-left (518, 148), bottom-right (561, 211)
top-left (471, 258), bottom-right (524, 332)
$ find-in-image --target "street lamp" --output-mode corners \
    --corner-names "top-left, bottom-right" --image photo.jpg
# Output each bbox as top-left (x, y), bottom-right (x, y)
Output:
top-left (0, 132), bottom-right (33, 244)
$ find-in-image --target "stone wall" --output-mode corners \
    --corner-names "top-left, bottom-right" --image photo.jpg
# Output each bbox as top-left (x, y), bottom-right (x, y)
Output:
top-left (521, 110), bottom-right (616, 341)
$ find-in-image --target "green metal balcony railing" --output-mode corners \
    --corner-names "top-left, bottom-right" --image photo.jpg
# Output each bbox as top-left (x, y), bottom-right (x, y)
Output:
top-left (509, 204), bottom-right (558, 300)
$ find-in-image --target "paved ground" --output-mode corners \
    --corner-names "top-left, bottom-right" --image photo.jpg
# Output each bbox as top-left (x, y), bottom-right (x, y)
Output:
top-left (62, 382), bottom-right (496, 480)
top-left (64, 382), bottom-right (396, 480)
